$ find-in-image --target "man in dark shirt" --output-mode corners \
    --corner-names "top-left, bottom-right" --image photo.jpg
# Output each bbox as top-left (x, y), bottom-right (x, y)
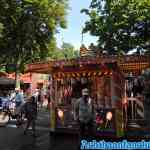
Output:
top-left (23, 96), bottom-right (37, 137)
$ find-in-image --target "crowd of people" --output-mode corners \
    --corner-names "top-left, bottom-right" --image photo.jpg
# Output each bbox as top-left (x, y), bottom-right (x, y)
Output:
top-left (0, 86), bottom-right (51, 137)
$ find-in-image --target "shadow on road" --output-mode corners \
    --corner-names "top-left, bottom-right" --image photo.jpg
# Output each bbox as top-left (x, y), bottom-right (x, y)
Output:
top-left (49, 133), bottom-right (79, 150)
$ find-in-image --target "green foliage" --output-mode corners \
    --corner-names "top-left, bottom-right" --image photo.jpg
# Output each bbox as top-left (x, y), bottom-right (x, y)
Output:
top-left (81, 0), bottom-right (150, 55)
top-left (0, 23), bottom-right (4, 36)
top-left (0, 65), bottom-right (6, 72)
top-left (0, 0), bottom-right (68, 71)
top-left (48, 42), bottom-right (79, 60)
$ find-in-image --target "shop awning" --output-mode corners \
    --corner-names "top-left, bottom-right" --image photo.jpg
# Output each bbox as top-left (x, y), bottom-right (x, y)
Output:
top-left (0, 77), bottom-right (15, 85)
top-left (0, 72), bottom-right (8, 77)
top-left (8, 73), bottom-right (31, 83)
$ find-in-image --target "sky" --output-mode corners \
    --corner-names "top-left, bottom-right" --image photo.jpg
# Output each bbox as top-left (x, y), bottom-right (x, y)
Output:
top-left (55, 0), bottom-right (98, 50)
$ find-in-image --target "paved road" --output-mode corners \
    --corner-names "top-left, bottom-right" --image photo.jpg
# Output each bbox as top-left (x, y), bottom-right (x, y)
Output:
top-left (6, 108), bottom-right (50, 131)
top-left (0, 108), bottom-right (51, 150)
top-left (1, 106), bottom-right (150, 150)
top-left (0, 109), bottom-right (79, 150)
top-left (0, 127), bottom-right (51, 150)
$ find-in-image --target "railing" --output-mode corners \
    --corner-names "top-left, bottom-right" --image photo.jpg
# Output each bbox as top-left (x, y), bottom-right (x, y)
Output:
top-left (127, 96), bottom-right (144, 120)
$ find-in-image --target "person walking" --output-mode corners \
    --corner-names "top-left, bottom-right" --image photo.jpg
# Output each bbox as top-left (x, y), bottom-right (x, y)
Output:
top-left (14, 88), bottom-right (24, 126)
top-left (37, 89), bottom-right (43, 109)
top-left (46, 86), bottom-right (51, 110)
top-left (23, 96), bottom-right (37, 137)
top-left (75, 88), bottom-right (95, 149)
top-left (32, 89), bottom-right (39, 104)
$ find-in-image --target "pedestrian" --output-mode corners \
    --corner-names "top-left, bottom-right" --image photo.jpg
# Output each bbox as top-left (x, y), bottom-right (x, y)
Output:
top-left (14, 88), bottom-right (24, 126)
top-left (33, 89), bottom-right (39, 103)
top-left (74, 88), bottom-right (94, 149)
top-left (37, 89), bottom-right (43, 109)
top-left (46, 86), bottom-right (51, 110)
top-left (23, 96), bottom-right (37, 137)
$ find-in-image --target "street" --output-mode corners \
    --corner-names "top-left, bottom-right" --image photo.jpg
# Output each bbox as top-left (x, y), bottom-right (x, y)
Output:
top-left (0, 109), bottom-right (79, 150)
top-left (0, 109), bottom-right (51, 150)
top-left (1, 105), bottom-right (150, 150)
top-left (0, 126), bottom-right (50, 150)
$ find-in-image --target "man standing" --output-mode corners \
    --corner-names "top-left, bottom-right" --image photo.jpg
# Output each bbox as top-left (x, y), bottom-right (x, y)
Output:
top-left (15, 88), bottom-right (24, 126)
top-left (15, 88), bottom-right (24, 107)
top-left (33, 89), bottom-right (39, 103)
top-left (23, 96), bottom-right (37, 137)
top-left (46, 86), bottom-right (51, 109)
top-left (75, 88), bottom-right (94, 142)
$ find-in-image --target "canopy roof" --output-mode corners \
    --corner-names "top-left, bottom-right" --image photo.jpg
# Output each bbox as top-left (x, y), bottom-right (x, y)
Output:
top-left (25, 55), bottom-right (150, 76)
top-left (8, 73), bottom-right (31, 83)
top-left (0, 72), bottom-right (7, 77)
top-left (26, 57), bottom-right (120, 73)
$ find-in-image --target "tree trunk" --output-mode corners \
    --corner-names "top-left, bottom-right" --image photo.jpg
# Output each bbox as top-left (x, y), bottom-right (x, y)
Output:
top-left (15, 63), bottom-right (20, 89)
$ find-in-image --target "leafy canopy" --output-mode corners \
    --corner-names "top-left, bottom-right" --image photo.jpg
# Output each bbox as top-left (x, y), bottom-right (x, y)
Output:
top-left (81, 0), bottom-right (150, 55)
top-left (0, 0), bottom-right (68, 71)
top-left (48, 42), bottom-right (79, 60)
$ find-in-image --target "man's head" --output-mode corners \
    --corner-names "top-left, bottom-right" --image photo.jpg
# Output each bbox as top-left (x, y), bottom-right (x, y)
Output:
top-left (15, 88), bottom-right (20, 93)
top-left (82, 88), bottom-right (89, 99)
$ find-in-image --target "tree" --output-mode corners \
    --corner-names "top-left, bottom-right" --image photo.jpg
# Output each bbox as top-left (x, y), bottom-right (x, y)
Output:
top-left (48, 42), bottom-right (79, 60)
top-left (61, 42), bottom-right (79, 59)
top-left (81, 0), bottom-right (150, 55)
top-left (0, 0), bottom-right (68, 87)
